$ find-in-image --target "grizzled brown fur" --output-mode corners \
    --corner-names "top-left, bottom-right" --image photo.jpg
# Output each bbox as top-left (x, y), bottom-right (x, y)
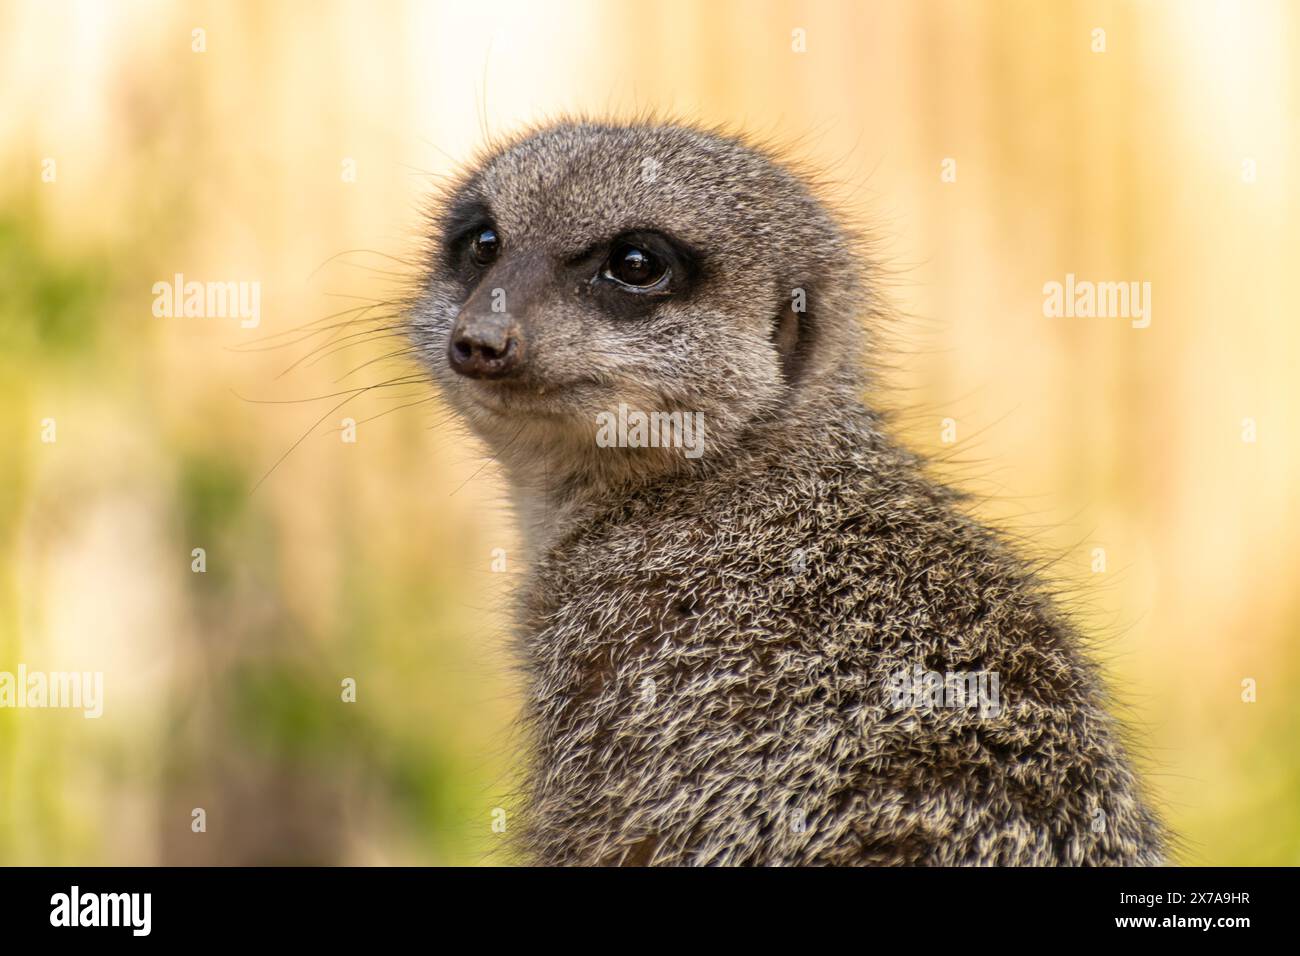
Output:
top-left (408, 118), bottom-right (1167, 865)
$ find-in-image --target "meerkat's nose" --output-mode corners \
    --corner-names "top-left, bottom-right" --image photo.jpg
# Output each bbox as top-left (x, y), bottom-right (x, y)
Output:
top-left (448, 312), bottom-right (523, 379)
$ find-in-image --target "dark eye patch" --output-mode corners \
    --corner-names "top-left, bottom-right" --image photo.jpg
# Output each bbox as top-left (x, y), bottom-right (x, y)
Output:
top-left (566, 230), bottom-right (699, 276)
top-left (441, 197), bottom-right (495, 274)
top-left (579, 230), bottom-right (701, 319)
top-left (590, 230), bottom-right (700, 303)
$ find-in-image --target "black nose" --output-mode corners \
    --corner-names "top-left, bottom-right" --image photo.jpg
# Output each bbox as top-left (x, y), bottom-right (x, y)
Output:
top-left (448, 313), bottom-right (523, 379)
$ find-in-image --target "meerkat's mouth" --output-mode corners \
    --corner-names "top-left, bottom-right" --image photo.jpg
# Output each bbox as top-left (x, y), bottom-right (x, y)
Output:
top-left (460, 379), bottom-right (583, 419)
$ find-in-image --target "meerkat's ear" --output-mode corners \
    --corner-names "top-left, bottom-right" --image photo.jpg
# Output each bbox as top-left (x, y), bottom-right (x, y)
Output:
top-left (771, 285), bottom-right (814, 388)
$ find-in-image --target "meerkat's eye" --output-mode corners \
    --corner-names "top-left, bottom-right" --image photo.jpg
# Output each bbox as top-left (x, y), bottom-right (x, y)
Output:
top-left (469, 227), bottom-right (500, 267)
top-left (604, 242), bottom-right (669, 289)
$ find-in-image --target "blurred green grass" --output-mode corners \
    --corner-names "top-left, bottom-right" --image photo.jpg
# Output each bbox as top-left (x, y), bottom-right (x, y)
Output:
top-left (0, 200), bottom-right (520, 865)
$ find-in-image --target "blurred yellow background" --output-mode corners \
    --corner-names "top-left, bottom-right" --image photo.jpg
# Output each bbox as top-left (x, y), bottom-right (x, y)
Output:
top-left (1, 0), bottom-right (1296, 865)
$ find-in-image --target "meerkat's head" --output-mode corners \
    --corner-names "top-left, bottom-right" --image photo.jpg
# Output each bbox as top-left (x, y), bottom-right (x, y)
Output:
top-left (410, 120), bottom-right (869, 488)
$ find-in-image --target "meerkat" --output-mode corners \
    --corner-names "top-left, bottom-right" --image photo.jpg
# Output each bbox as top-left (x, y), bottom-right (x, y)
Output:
top-left (407, 119), bottom-right (1168, 866)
